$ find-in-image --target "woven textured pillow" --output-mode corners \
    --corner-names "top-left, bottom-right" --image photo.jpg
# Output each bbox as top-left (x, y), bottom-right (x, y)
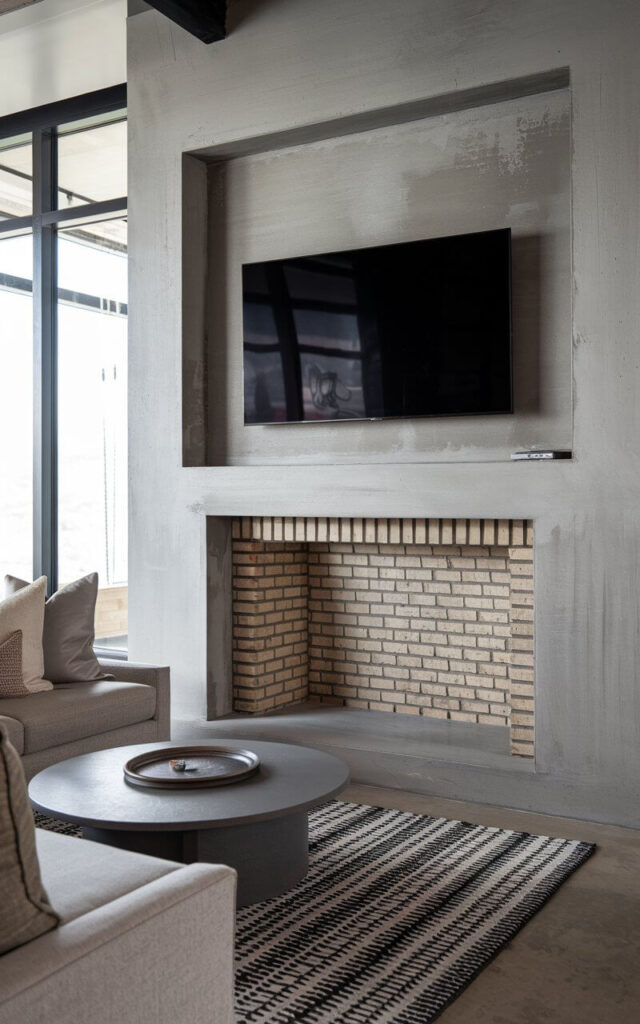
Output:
top-left (0, 722), bottom-right (60, 955)
top-left (4, 573), bottom-right (114, 684)
top-left (0, 577), bottom-right (51, 693)
top-left (0, 630), bottom-right (31, 698)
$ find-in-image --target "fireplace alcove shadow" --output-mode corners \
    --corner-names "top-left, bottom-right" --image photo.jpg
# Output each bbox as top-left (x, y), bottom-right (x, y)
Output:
top-left (201, 516), bottom-right (536, 774)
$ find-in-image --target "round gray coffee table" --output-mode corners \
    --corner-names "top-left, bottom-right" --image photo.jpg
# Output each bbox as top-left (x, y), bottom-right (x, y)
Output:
top-left (29, 739), bottom-right (349, 907)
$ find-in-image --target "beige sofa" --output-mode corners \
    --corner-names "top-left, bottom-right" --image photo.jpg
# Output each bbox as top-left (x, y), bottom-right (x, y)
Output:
top-left (0, 828), bottom-right (236, 1024)
top-left (0, 659), bottom-right (170, 780)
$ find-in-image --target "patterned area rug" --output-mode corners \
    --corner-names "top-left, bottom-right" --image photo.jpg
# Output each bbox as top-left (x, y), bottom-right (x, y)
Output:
top-left (35, 811), bottom-right (83, 836)
top-left (36, 800), bottom-right (594, 1023)
top-left (234, 801), bottom-right (594, 1023)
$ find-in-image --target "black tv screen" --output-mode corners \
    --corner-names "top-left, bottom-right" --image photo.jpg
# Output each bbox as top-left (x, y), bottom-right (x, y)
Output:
top-left (242, 227), bottom-right (512, 425)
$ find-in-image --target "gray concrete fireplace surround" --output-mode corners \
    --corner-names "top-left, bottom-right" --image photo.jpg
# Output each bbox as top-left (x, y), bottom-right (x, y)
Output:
top-left (127, 0), bottom-right (640, 828)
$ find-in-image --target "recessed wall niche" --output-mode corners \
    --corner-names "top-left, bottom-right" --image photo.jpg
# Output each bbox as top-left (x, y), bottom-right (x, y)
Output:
top-left (230, 516), bottom-right (535, 758)
top-left (182, 75), bottom-right (571, 468)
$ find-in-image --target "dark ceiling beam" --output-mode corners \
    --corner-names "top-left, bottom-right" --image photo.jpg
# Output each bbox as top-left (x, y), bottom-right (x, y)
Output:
top-left (144, 0), bottom-right (226, 44)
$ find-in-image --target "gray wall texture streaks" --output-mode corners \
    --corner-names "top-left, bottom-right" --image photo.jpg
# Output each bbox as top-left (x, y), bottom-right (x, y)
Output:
top-left (127, 0), bottom-right (640, 826)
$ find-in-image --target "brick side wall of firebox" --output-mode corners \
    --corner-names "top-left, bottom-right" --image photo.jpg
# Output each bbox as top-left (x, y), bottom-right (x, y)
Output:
top-left (231, 519), bottom-right (534, 757)
top-left (232, 541), bottom-right (308, 713)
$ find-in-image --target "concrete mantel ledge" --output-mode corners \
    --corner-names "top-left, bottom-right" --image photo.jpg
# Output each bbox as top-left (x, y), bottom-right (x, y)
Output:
top-left (179, 462), bottom-right (577, 522)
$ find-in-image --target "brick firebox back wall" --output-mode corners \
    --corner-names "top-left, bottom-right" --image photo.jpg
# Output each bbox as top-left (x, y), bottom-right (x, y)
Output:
top-left (231, 519), bottom-right (534, 757)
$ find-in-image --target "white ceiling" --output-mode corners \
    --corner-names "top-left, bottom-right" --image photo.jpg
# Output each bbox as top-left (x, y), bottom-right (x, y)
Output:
top-left (0, 0), bottom-right (126, 118)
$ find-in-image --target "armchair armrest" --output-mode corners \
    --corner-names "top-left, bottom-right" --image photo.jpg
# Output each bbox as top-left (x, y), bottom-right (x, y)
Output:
top-left (98, 659), bottom-right (170, 740)
top-left (0, 863), bottom-right (236, 1024)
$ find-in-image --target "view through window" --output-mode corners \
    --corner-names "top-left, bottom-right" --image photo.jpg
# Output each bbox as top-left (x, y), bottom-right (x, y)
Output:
top-left (0, 92), bottom-right (128, 651)
top-left (0, 231), bottom-right (33, 582)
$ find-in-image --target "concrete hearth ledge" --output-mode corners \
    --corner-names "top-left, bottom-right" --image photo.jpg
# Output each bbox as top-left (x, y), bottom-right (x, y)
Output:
top-left (173, 703), bottom-right (535, 775)
top-left (173, 707), bottom-right (640, 829)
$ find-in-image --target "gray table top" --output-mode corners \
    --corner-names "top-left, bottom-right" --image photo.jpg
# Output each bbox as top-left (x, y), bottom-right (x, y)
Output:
top-left (29, 739), bottom-right (350, 832)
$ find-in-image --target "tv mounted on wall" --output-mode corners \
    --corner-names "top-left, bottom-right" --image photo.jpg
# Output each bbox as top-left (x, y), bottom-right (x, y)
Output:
top-left (242, 227), bottom-right (512, 425)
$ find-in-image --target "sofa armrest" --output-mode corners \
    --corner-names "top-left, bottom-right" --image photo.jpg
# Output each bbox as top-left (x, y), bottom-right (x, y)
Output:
top-left (98, 659), bottom-right (170, 740)
top-left (0, 863), bottom-right (236, 1024)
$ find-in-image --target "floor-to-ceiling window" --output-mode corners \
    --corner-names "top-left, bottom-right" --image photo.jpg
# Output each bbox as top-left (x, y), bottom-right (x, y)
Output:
top-left (0, 87), bottom-right (128, 651)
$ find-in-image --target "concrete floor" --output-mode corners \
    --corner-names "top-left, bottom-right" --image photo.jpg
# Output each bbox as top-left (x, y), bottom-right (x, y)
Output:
top-left (174, 711), bottom-right (640, 1019)
top-left (344, 782), bottom-right (640, 1024)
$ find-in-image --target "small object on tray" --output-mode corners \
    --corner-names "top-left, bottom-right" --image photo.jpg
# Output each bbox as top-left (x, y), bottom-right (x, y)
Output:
top-left (124, 746), bottom-right (260, 790)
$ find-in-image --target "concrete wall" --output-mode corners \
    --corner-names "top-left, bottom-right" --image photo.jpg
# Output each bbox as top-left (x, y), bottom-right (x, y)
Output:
top-left (203, 88), bottom-right (571, 466)
top-left (127, 0), bottom-right (640, 826)
top-left (0, 0), bottom-right (126, 118)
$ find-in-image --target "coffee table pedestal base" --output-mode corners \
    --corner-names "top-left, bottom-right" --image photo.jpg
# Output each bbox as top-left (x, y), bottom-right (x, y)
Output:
top-left (84, 810), bottom-right (309, 907)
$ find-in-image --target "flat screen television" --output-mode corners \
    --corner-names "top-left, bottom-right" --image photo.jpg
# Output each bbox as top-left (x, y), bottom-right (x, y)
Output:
top-left (242, 227), bottom-right (512, 425)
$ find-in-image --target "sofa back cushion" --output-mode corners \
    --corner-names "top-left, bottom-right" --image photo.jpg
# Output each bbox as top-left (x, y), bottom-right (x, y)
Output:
top-left (4, 574), bottom-right (113, 684)
top-left (0, 722), bottom-right (59, 955)
top-left (0, 578), bottom-right (51, 693)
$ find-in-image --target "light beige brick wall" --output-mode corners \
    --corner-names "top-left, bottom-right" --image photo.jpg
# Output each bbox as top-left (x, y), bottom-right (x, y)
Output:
top-left (307, 543), bottom-right (512, 728)
top-left (231, 519), bottom-right (534, 757)
top-left (232, 540), bottom-right (308, 713)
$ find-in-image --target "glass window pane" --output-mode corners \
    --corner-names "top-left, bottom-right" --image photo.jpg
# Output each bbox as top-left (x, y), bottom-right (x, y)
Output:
top-left (57, 115), bottom-right (126, 211)
top-left (0, 234), bottom-right (33, 580)
top-left (0, 133), bottom-right (32, 220)
top-left (57, 221), bottom-right (128, 650)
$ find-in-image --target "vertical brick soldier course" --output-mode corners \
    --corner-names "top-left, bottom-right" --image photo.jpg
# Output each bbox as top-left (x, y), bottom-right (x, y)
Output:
top-left (231, 518), bottom-right (534, 757)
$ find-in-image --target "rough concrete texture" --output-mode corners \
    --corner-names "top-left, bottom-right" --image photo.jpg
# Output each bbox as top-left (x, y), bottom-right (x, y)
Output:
top-left (127, 0), bottom-right (640, 826)
top-left (203, 88), bottom-right (570, 466)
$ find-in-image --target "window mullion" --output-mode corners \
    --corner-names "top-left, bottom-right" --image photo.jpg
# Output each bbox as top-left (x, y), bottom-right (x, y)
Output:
top-left (32, 127), bottom-right (58, 593)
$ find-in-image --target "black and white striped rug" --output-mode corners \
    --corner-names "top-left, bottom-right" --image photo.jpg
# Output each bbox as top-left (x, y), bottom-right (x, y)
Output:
top-left (234, 800), bottom-right (594, 1023)
top-left (36, 800), bottom-right (594, 1022)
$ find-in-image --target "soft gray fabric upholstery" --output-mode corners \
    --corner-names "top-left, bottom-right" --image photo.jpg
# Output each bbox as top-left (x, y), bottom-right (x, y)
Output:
top-left (0, 725), bottom-right (59, 955)
top-left (5, 574), bottom-right (112, 684)
top-left (21, 720), bottom-right (159, 781)
top-left (0, 681), bottom-right (156, 754)
top-left (36, 830), bottom-right (179, 923)
top-left (0, 577), bottom-right (51, 692)
top-left (1, 659), bottom-right (169, 777)
top-left (0, 836), bottom-right (237, 1024)
top-left (0, 715), bottom-right (23, 754)
top-left (100, 659), bottom-right (171, 741)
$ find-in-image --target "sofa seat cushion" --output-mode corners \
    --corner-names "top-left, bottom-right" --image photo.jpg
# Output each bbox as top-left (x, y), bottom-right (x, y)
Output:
top-left (35, 829), bottom-right (179, 924)
top-left (0, 682), bottom-right (156, 754)
top-left (0, 715), bottom-right (24, 754)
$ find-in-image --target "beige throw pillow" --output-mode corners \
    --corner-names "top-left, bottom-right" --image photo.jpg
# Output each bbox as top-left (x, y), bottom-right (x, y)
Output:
top-left (0, 630), bottom-right (31, 698)
top-left (0, 577), bottom-right (51, 693)
top-left (4, 573), bottom-right (113, 684)
top-left (0, 722), bottom-right (60, 954)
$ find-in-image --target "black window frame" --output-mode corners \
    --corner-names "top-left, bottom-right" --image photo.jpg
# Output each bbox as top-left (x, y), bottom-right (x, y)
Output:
top-left (0, 85), bottom-right (127, 606)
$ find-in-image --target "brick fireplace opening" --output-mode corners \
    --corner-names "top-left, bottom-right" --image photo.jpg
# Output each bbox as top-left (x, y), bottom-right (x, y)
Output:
top-left (231, 518), bottom-right (534, 757)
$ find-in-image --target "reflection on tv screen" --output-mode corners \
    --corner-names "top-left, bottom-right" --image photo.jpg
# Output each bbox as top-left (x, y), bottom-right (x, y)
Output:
top-left (242, 228), bottom-right (512, 425)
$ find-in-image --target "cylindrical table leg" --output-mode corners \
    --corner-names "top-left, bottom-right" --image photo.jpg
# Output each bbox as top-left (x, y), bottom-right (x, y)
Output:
top-left (191, 811), bottom-right (309, 907)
